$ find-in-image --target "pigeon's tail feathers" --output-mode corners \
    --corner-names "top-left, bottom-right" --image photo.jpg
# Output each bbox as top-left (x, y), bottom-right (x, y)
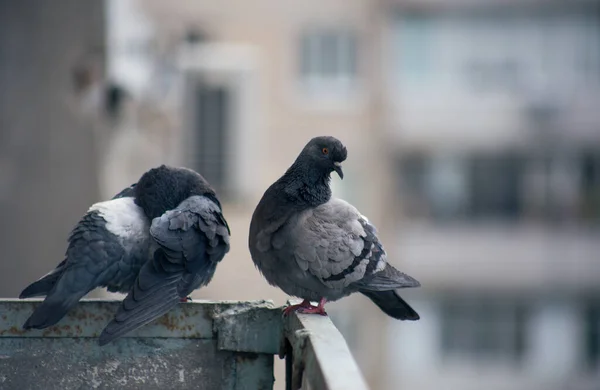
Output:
top-left (22, 262), bottom-right (94, 329)
top-left (361, 290), bottom-right (420, 321)
top-left (98, 292), bottom-right (180, 346)
top-left (19, 261), bottom-right (67, 299)
top-left (22, 290), bottom-right (86, 329)
top-left (20, 276), bottom-right (59, 299)
top-left (97, 279), bottom-right (181, 346)
top-left (98, 251), bottom-right (194, 346)
top-left (357, 263), bottom-right (421, 291)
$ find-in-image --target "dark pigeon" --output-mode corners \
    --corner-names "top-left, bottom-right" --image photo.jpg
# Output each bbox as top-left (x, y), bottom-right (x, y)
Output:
top-left (248, 136), bottom-right (420, 319)
top-left (20, 165), bottom-right (230, 345)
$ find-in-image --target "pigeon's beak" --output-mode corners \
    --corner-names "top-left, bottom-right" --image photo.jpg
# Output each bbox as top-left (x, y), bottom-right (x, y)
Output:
top-left (333, 161), bottom-right (344, 179)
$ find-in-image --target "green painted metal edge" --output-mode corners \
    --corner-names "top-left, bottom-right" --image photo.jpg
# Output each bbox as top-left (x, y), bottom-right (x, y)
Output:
top-left (226, 353), bottom-right (276, 390)
top-left (283, 300), bottom-right (370, 390)
top-left (0, 298), bottom-right (277, 347)
top-left (214, 302), bottom-right (283, 355)
top-left (0, 299), bottom-right (279, 389)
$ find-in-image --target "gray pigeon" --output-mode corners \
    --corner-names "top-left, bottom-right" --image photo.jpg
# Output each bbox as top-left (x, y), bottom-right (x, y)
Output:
top-left (20, 165), bottom-right (230, 345)
top-left (249, 136), bottom-right (420, 319)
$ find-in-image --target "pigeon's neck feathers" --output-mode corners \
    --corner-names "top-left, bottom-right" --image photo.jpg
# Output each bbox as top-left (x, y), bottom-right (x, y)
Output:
top-left (134, 165), bottom-right (218, 220)
top-left (278, 158), bottom-right (332, 207)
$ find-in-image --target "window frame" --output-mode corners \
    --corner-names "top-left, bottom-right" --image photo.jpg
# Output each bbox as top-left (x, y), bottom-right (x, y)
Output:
top-left (296, 26), bottom-right (362, 104)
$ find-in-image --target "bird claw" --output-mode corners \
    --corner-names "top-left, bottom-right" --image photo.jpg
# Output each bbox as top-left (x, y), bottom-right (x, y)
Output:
top-left (296, 306), bottom-right (328, 316)
top-left (180, 296), bottom-right (192, 303)
top-left (282, 299), bottom-right (313, 316)
top-left (282, 298), bottom-right (328, 316)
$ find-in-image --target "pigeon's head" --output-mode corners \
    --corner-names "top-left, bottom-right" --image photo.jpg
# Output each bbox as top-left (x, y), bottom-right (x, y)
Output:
top-left (301, 136), bottom-right (348, 179)
top-left (134, 165), bottom-right (219, 219)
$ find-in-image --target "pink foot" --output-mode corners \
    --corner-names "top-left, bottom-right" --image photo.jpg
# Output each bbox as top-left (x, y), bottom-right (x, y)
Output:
top-left (180, 296), bottom-right (192, 303)
top-left (283, 299), bottom-right (312, 316)
top-left (284, 298), bottom-right (328, 316)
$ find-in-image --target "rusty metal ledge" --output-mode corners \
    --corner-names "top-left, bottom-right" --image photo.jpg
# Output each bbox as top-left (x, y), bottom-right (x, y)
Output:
top-left (0, 298), bottom-right (279, 347)
top-left (214, 301), bottom-right (283, 355)
top-left (0, 299), bottom-right (281, 389)
top-left (0, 299), bottom-right (370, 389)
top-left (282, 300), bottom-right (370, 390)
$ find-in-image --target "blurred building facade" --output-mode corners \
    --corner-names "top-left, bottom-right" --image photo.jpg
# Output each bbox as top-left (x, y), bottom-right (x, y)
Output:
top-left (384, 1), bottom-right (600, 390)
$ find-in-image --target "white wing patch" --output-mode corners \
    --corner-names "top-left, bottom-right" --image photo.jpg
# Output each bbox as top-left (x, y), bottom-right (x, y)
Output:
top-left (89, 197), bottom-right (149, 244)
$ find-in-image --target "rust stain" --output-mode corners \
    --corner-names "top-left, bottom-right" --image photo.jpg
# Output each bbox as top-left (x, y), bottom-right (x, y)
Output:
top-left (72, 311), bottom-right (89, 321)
top-left (156, 315), bottom-right (180, 331)
top-left (203, 307), bottom-right (217, 323)
top-left (42, 327), bottom-right (61, 337)
top-left (0, 326), bottom-right (27, 336)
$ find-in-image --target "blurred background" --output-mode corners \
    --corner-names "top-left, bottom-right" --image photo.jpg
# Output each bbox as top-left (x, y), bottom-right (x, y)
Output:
top-left (1, 0), bottom-right (600, 389)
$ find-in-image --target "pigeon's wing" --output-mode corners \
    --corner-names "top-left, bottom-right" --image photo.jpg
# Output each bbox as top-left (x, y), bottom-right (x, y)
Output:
top-left (98, 195), bottom-right (230, 345)
top-left (22, 197), bottom-right (149, 329)
top-left (283, 198), bottom-right (419, 291)
top-left (21, 184), bottom-right (139, 300)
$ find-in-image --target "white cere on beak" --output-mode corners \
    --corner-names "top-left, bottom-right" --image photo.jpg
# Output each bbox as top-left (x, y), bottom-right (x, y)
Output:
top-left (333, 162), bottom-right (342, 167)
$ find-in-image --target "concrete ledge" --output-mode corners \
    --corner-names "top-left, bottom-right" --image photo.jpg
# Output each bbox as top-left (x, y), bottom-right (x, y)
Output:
top-left (283, 300), bottom-right (370, 390)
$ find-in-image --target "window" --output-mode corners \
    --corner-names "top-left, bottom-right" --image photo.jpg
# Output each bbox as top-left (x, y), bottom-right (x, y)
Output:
top-left (393, 8), bottom-right (600, 94)
top-left (440, 298), bottom-right (529, 362)
top-left (394, 14), bottom-right (432, 86)
top-left (579, 152), bottom-right (600, 222)
top-left (467, 154), bottom-right (523, 220)
top-left (396, 152), bottom-right (524, 221)
top-left (397, 149), bottom-right (600, 223)
top-left (398, 154), bottom-right (469, 220)
top-left (194, 81), bottom-right (230, 197)
top-left (299, 28), bottom-right (358, 96)
top-left (397, 153), bottom-right (429, 219)
top-left (583, 301), bottom-right (600, 369)
top-left (463, 59), bottom-right (522, 93)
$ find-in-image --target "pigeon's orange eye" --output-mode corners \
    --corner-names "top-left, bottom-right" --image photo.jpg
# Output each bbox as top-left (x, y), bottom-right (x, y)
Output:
top-left (322, 148), bottom-right (329, 155)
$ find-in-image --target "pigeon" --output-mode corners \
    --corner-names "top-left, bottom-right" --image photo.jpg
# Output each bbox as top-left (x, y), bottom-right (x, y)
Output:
top-left (249, 136), bottom-right (420, 319)
top-left (19, 165), bottom-right (230, 345)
